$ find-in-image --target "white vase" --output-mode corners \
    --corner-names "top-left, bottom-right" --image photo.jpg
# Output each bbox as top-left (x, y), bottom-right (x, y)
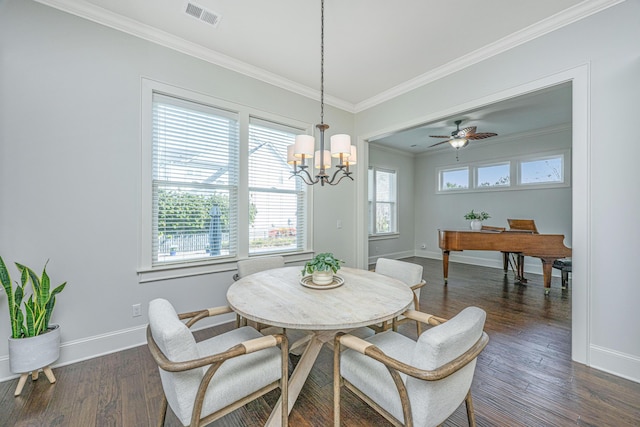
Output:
top-left (470, 219), bottom-right (482, 231)
top-left (312, 270), bottom-right (334, 285)
top-left (8, 324), bottom-right (61, 373)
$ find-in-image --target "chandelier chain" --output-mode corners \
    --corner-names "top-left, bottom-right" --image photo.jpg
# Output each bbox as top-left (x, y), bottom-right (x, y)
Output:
top-left (320, 0), bottom-right (324, 125)
top-left (288, 0), bottom-right (353, 186)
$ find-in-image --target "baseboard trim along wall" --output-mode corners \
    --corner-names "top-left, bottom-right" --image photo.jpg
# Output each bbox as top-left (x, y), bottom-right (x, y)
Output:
top-left (590, 345), bottom-right (640, 384)
top-left (0, 313), bottom-right (236, 382)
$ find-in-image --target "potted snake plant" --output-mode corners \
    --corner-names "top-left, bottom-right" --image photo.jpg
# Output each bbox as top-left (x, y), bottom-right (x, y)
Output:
top-left (302, 252), bottom-right (344, 285)
top-left (0, 256), bottom-right (66, 377)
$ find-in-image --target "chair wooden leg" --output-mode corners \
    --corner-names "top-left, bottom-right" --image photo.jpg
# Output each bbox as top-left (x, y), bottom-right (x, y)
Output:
top-left (465, 390), bottom-right (476, 427)
top-left (333, 339), bottom-right (341, 427)
top-left (158, 395), bottom-right (168, 427)
top-left (14, 373), bottom-right (29, 396)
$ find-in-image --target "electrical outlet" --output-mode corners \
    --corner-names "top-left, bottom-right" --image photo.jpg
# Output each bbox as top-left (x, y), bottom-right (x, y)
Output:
top-left (132, 303), bottom-right (142, 317)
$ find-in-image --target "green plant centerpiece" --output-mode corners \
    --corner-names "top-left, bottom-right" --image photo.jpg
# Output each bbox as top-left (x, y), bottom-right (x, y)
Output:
top-left (302, 252), bottom-right (344, 285)
top-left (464, 210), bottom-right (490, 231)
top-left (0, 256), bottom-right (67, 395)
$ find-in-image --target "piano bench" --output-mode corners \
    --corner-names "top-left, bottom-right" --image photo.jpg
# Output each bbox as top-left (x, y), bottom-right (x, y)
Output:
top-left (553, 259), bottom-right (572, 289)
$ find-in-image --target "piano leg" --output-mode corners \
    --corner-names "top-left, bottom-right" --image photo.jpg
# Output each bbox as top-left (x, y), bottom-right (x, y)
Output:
top-left (442, 250), bottom-right (450, 285)
top-left (541, 259), bottom-right (554, 295)
top-left (516, 254), bottom-right (527, 283)
top-left (502, 252), bottom-right (509, 274)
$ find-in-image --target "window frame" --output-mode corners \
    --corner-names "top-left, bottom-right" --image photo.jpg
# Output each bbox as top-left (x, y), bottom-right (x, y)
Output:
top-left (517, 152), bottom-right (567, 187)
top-left (139, 79), bottom-right (313, 282)
top-left (437, 149), bottom-right (570, 194)
top-left (438, 166), bottom-right (470, 192)
top-left (368, 166), bottom-right (398, 237)
top-left (475, 161), bottom-right (511, 189)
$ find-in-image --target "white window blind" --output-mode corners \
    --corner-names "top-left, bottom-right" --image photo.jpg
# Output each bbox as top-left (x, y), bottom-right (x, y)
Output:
top-left (152, 93), bottom-right (239, 265)
top-left (248, 117), bottom-right (307, 254)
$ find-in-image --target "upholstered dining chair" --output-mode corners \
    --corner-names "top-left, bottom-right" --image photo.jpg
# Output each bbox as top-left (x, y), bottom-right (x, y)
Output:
top-left (234, 255), bottom-right (285, 281)
top-left (232, 256), bottom-right (285, 327)
top-left (232, 256), bottom-right (314, 355)
top-left (147, 298), bottom-right (289, 427)
top-left (334, 306), bottom-right (489, 427)
top-left (374, 258), bottom-right (427, 335)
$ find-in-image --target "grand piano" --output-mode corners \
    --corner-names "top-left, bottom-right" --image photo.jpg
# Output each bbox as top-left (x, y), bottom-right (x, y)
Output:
top-left (438, 219), bottom-right (571, 294)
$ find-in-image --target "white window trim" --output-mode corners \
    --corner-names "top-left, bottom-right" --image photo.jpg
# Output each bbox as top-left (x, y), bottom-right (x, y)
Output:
top-left (475, 161), bottom-right (511, 189)
top-left (437, 166), bottom-right (470, 192)
top-left (139, 78), bottom-right (314, 282)
top-left (368, 166), bottom-right (399, 237)
top-left (517, 150), bottom-right (570, 187)
top-left (436, 149), bottom-right (570, 194)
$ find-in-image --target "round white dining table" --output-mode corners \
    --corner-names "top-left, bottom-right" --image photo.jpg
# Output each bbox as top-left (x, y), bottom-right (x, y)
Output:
top-left (226, 266), bottom-right (414, 426)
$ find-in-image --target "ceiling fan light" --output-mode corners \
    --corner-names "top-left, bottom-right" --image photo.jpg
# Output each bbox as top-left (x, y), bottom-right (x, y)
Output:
top-left (449, 138), bottom-right (468, 149)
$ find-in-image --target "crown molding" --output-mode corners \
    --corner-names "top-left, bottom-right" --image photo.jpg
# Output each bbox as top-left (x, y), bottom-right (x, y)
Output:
top-left (34, 0), bottom-right (355, 113)
top-left (354, 0), bottom-right (625, 112)
top-left (35, 0), bottom-right (622, 114)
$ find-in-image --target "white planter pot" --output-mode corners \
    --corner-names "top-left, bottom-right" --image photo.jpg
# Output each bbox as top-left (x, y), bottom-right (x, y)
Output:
top-left (312, 270), bottom-right (334, 285)
top-left (8, 324), bottom-right (61, 374)
top-left (470, 219), bottom-right (483, 231)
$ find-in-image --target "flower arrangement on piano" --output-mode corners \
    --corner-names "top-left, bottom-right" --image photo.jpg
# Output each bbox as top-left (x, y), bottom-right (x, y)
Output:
top-left (464, 210), bottom-right (490, 221)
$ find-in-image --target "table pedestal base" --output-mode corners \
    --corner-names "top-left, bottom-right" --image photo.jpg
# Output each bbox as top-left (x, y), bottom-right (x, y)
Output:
top-left (266, 330), bottom-right (336, 427)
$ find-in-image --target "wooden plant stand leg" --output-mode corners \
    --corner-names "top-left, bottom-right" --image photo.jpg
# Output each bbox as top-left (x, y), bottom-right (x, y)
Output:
top-left (14, 373), bottom-right (29, 396)
top-left (14, 366), bottom-right (56, 397)
top-left (43, 366), bottom-right (56, 384)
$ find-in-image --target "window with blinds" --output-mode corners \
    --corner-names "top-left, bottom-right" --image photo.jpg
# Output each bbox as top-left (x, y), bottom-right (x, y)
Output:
top-left (152, 93), bottom-right (239, 265)
top-left (248, 117), bottom-right (307, 254)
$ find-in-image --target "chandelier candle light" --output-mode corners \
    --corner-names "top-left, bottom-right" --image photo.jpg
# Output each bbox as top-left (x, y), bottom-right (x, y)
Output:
top-left (287, 0), bottom-right (356, 186)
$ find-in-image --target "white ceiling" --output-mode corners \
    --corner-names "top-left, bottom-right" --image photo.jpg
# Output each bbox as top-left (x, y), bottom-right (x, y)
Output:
top-left (371, 82), bottom-right (573, 154)
top-left (35, 0), bottom-right (619, 152)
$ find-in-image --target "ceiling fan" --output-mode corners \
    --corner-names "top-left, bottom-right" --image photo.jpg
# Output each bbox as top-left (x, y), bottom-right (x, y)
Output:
top-left (428, 120), bottom-right (498, 157)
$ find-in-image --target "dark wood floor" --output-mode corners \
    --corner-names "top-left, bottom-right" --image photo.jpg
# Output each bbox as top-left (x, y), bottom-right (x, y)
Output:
top-left (2, 258), bottom-right (639, 426)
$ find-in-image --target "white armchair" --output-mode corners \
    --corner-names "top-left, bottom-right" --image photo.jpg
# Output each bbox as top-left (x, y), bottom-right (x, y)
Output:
top-left (147, 298), bottom-right (288, 427)
top-left (334, 307), bottom-right (488, 427)
top-left (234, 255), bottom-right (285, 281)
top-left (374, 258), bottom-right (427, 335)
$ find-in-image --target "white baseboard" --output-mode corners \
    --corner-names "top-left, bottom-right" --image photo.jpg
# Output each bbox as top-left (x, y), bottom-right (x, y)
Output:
top-left (590, 345), bottom-right (640, 384)
top-left (368, 250), bottom-right (415, 265)
top-left (0, 324), bottom-right (148, 382)
top-left (0, 313), bottom-right (236, 383)
top-left (414, 250), bottom-right (561, 277)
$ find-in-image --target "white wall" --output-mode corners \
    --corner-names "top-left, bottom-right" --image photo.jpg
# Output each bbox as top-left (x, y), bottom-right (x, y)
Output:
top-left (1, 0), bottom-right (638, 384)
top-left (355, 1), bottom-right (640, 382)
top-left (0, 0), bottom-right (356, 380)
top-left (416, 127), bottom-right (572, 274)
top-left (368, 144), bottom-right (416, 263)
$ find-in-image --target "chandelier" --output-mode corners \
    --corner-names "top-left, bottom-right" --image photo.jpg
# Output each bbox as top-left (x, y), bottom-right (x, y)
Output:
top-left (287, 0), bottom-right (356, 186)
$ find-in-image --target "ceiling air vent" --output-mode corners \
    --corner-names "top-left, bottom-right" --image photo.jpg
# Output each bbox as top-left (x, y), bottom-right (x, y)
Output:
top-left (185, 2), bottom-right (222, 28)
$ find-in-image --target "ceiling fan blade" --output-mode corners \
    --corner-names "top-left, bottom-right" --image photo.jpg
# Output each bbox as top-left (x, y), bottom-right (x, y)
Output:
top-left (428, 140), bottom-right (450, 148)
top-left (429, 135), bottom-right (451, 139)
top-left (459, 126), bottom-right (476, 136)
top-left (467, 132), bottom-right (498, 140)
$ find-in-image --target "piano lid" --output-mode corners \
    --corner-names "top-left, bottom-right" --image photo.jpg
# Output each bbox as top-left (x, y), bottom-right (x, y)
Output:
top-left (507, 219), bottom-right (538, 234)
